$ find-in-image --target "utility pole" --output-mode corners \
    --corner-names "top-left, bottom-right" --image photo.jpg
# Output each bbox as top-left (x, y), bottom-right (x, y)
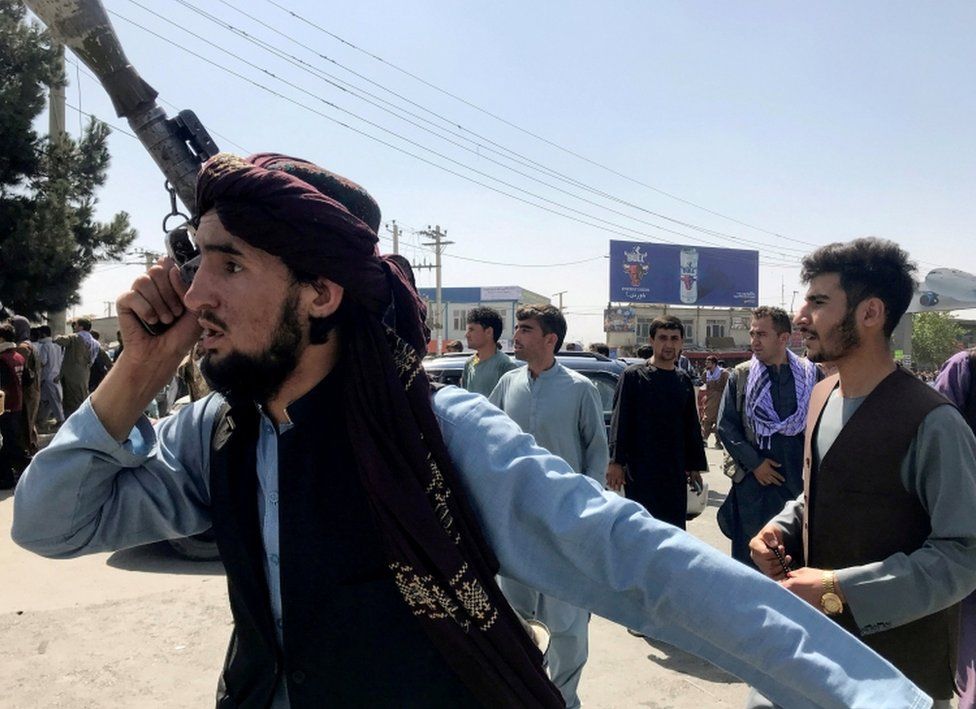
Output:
top-left (385, 220), bottom-right (400, 254)
top-left (417, 225), bottom-right (453, 354)
top-left (48, 43), bottom-right (68, 334)
top-left (552, 291), bottom-right (567, 311)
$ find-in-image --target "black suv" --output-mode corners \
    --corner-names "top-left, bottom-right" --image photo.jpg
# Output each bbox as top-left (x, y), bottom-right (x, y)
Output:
top-left (423, 351), bottom-right (627, 434)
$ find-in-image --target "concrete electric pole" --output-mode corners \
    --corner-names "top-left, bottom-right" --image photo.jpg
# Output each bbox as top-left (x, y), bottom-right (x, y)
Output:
top-left (417, 225), bottom-right (453, 354)
top-left (553, 291), bottom-right (567, 311)
top-left (48, 43), bottom-right (68, 334)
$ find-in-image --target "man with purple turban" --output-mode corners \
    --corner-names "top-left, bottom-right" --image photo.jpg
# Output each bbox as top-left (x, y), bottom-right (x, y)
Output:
top-left (14, 153), bottom-right (931, 708)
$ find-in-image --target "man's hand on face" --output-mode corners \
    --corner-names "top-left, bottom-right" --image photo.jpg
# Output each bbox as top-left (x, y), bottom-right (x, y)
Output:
top-left (606, 462), bottom-right (627, 491)
top-left (748, 525), bottom-right (793, 580)
top-left (115, 257), bottom-right (202, 368)
top-left (686, 470), bottom-right (703, 487)
top-left (753, 458), bottom-right (785, 486)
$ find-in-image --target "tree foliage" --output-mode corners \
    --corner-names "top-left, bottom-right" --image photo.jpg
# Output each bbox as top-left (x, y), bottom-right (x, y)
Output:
top-left (0, 0), bottom-right (136, 320)
top-left (911, 311), bottom-right (962, 369)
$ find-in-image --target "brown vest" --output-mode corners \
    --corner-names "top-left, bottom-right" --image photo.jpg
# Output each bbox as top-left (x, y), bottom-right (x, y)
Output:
top-left (801, 367), bottom-right (958, 699)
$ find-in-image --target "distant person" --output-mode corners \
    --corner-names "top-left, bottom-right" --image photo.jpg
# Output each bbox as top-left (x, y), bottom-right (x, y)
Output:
top-left (444, 339), bottom-right (463, 353)
top-left (34, 325), bottom-right (64, 432)
top-left (88, 330), bottom-right (114, 392)
top-left (608, 316), bottom-right (707, 529)
top-left (177, 340), bottom-right (211, 402)
top-left (588, 342), bottom-right (610, 357)
top-left (490, 304), bottom-right (608, 709)
top-left (698, 355), bottom-right (729, 449)
top-left (56, 317), bottom-right (99, 416)
top-left (636, 343), bottom-right (654, 360)
top-left (934, 346), bottom-right (976, 709)
top-left (11, 315), bottom-right (40, 455)
top-left (460, 306), bottom-right (517, 397)
top-left (0, 323), bottom-right (27, 489)
top-left (717, 306), bottom-right (819, 567)
top-left (113, 329), bottom-right (124, 362)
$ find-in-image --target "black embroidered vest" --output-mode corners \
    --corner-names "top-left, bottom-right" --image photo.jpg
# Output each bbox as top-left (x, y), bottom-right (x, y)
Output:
top-left (208, 376), bottom-right (480, 707)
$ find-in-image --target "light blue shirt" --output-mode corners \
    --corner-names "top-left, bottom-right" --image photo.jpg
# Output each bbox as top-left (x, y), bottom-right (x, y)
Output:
top-left (489, 362), bottom-right (608, 485)
top-left (12, 390), bottom-right (931, 709)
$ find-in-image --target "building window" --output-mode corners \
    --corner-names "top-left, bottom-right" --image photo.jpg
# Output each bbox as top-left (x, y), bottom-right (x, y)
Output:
top-left (452, 309), bottom-right (467, 335)
top-left (706, 320), bottom-right (726, 339)
top-left (636, 318), bottom-right (654, 340)
top-left (682, 320), bottom-right (695, 345)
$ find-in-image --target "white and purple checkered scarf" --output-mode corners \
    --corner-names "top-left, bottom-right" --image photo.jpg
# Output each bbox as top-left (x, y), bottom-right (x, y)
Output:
top-left (744, 349), bottom-right (817, 450)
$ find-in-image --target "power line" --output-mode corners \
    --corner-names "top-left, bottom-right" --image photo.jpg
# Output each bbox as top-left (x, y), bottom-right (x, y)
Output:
top-left (109, 8), bottom-right (797, 267)
top-left (260, 0), bottom-right (814, 246)
top-left (168, 0), bottom-right (813, 259)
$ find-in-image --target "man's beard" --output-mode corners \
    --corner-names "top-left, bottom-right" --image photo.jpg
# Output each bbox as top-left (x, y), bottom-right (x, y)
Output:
top-left (807, 307), bottom-right (860, 363)
top-left (200, 291), bottom-right (304, 404)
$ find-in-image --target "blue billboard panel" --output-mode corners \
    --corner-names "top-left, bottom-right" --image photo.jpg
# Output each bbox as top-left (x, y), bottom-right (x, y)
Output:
top-left (609, 241), bottom-right (758, 307)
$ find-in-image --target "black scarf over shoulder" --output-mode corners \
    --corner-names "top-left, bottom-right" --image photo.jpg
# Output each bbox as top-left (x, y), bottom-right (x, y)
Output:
top-left (196, 153), bottom-right (563, 708)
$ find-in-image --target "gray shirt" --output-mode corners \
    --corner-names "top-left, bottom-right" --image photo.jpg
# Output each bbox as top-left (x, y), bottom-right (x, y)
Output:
top-left (460, 350), bottom-right (518, 397)
top-left (771, 389), bottom-right (976, 635)
top-left (489, 362), bottom-right (608, 486)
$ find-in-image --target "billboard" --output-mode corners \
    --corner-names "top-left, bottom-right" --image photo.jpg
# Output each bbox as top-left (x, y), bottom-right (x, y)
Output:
top-left (609, 241), bottom-right (759, 307)
top-left (604, 306), bottom-right (637, 333)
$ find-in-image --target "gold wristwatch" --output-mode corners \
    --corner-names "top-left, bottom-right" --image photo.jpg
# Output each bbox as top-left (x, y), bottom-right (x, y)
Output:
top-left (820, 570), bottom-right (844, 616)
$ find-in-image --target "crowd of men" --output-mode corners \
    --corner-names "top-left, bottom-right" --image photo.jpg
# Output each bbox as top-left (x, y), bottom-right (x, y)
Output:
top-left (0, 315), bottom-right (118, 489)
top-left (7, 151), bottom-right (976, 707)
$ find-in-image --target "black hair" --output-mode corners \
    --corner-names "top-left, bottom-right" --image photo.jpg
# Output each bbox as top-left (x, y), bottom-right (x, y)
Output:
top-left (516, 304), bottom-right (567, 353)
top-left (648, 315), bottom-right (684, 340)
top-left (467, 306), bottom-right (505, 344)
top-left (800, 238), bottom-right (916, 338)
top-left (751, 306), bottom-right (792, 336)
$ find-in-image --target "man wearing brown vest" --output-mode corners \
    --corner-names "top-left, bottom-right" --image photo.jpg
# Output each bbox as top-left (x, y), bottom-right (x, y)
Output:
top-left (750, 237), bottom-right (976, 707)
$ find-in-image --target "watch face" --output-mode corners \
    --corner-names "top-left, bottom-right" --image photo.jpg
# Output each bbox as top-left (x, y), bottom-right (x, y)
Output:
top-left (822, 593), bottom-right (843, 615)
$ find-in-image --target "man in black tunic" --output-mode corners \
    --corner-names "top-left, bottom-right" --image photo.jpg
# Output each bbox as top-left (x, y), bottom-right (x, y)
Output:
top-left (607, 316), bottom-right (708, 529)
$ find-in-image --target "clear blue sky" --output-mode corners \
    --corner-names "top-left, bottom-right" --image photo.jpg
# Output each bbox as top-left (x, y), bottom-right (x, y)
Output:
top-left (34, 0), bottom-right (976, 342)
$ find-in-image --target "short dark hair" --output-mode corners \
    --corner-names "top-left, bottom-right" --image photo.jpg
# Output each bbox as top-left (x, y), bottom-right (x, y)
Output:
top-left (516, 304), bottom-right (567, 352)
top-left (636, 344), bottom-right (654, 359)
top-left (801, 238), bottom-right (916, 338)
top-left (467, 307), bottom-right (504, 344)
top-left (705, 355), bottom-right (718, 363)
top-left (91, 330), bottom-right (101, 341)
top-left (751, 306), bottom-right (792, 336)
top-left (74, 317), bottom-right (92, 331)
top-left (38, 325), bottom-right (52, 338)
top-left (0, 323), bottom-right (15, 342)
top-left (648, 315), bottom-right (684, 340)
top-left (588, 342), bottom-right (610, 357)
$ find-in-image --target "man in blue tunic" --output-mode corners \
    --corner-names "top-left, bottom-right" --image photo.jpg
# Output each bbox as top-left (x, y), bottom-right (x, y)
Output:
top-left (490, 304), bottom-right (607, 708)
top-left (12, 153), bottom-right (932, 709)
top-left (717, 306), bottom-right (819, 567)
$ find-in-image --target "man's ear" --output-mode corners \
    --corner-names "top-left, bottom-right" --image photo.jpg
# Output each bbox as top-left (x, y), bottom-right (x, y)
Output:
top-left (306, 277), bottom-right (344, 318)
top-left (859, 296), bottom-right (886, 332)
top-left (545, 332), bottom-right (559, 353)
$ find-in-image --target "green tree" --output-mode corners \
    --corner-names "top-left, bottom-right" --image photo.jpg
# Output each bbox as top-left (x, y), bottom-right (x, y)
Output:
top-left (911, 311), bottom-right (962, 369)
top-left (0, 0), bottom-right (135, 320)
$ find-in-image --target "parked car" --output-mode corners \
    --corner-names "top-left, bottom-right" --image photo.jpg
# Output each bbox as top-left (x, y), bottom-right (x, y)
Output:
top-left (423, 350), bottom-right (627, 434)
